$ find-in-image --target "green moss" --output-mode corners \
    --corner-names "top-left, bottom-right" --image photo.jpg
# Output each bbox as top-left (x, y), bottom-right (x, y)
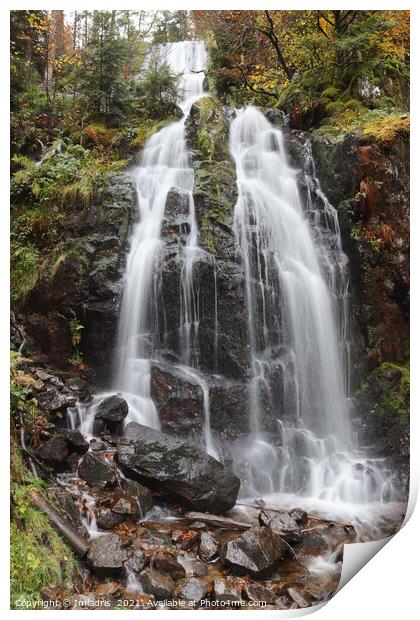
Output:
top-left (10, 431), bottom-right (80, 608)
top-left (321, 87), bottom-right (340, 100)
top-left (130, 117), bottom-right (178, 150)
top-left (11, 492), bottom-right (80, 608)
top-left (10, 243), bottom-right (40, 305)
top-left (376, 362), bottom-right (410, 419)
top-left (362, 114), bottom-right (410, 145)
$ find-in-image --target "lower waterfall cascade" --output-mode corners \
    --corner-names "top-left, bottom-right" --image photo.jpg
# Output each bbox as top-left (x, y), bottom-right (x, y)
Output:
top-left (68, 40), bottom-right (405, 532)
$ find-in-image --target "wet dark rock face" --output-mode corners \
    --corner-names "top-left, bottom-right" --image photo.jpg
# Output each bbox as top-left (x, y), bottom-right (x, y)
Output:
top-left (311, 126), bottom-right (410, 478)
top-left (117, 422), bottom-right (240, 512)
top-left (21, 175), bottom-right (136, 385)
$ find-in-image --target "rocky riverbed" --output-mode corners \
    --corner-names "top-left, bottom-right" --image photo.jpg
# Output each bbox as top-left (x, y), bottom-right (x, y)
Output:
top-left (10, 351), bottom-right (405, 611)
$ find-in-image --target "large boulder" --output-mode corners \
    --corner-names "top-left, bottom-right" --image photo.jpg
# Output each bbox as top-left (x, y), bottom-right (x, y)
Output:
top-left (220, 526), bottom-right (289, 578)
top-left (36, 435), bottom-right (69, 465)
top-left (117, 422), bottom-right (240, 512)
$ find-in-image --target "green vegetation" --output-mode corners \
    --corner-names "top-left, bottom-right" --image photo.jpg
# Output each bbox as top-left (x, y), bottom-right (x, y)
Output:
top-left (193, 10), bottom-right (409, 129)
top-left (10, 355), bottom-right (80, 608)
top-left (10, 450), bottom-right (80, 608)
top-left (377, 362), bottom-right (410, 420)
top-left (11, 10), bottom-right (181, 308)
top-left (68, 311), bottom-right (84, 367)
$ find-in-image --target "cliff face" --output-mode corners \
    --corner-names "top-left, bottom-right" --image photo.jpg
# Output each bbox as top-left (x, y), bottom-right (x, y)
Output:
top-left (16, 104), bottom-right (409, 475)
top-left (311, 123), bottom-right (409, 475)
top-left (20, 175), bottom-right (136, 385)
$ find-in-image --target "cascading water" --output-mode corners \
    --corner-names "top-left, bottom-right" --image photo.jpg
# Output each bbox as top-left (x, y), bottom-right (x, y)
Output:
top-left (67, 40), bottom-right (405, 534)
top-left (229, 106), bottom-right (401, 509)
top-left (113, 41), bottom-right (219, 457)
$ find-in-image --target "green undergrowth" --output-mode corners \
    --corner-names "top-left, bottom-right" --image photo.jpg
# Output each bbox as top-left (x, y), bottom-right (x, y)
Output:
top-left (313, 106), bottom-right (409, 143)
top-left (10, 441), bottom-right (80, 608)
top-left (129, 116), bottom-right (178, 150)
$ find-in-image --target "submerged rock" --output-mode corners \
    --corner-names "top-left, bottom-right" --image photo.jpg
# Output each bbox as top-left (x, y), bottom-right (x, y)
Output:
top-left (117, 422), bottom-right (240, 512)
top-left (220, 526), bottom-right (289, 578)
top-left (87, 533), bottom-right (127, 577)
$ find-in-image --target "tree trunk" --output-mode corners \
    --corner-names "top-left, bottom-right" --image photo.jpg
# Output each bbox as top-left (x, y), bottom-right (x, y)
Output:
top-left (29, 491), bottom-right (89, 558)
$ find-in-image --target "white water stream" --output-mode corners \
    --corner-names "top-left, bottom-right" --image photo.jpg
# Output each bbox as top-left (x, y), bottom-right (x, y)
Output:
top-left (229, 106), bottom-right (402, 512)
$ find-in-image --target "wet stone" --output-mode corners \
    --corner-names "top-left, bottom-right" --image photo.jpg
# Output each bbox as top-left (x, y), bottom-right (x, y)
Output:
top-left (220, 525), bottom-right (289, 578)
top-left (58, 428), bottom-right (89, 454)
top-left (117, 422), bottom-right (240, 512)
top-left (36, 435), bottom-right (69, 465)
top-left (213, 577), bottom-right (243, 603)
top-left (192, 560), bottom-right (208, 577)
top-left (125, 550), bottom-right (147, 574)
top-left (123, 479), bottom-right (153, 517)
top-left (78, 452), bottom-right (117, 488)
top-left (140, 569), bottom-right (175, 600)
top-left (176, 577), bottom-right (208, 604)
top-left (95, 395), bottom-right (129, 425)
top-left (112, 496), bottom-right (137, 516)
top-left (96, 508), bottom-right (125, 530)
top-left (153, 551), bottom-right (186, 581)
top-left (199, 531), bottom-right (219, 562)
top-left (289, 507), bottom-right (308, 524)
top-left (244, 581), bottom-right (275, 604)
top-left (258, 509), bottom-right (302, 544)
top-left (87, 533), bottom-right (127, 578)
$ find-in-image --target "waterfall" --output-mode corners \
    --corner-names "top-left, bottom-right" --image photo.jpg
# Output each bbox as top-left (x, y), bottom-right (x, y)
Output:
top-left (114, 41), bottom-right (217, 453)
top-left (229, 106), bottom-right (399, 506)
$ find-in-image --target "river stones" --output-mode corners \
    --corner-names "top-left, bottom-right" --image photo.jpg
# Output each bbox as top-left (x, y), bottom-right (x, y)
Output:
top-left (244, 581), bottom-right (276, 604)
top-left (213, 577), bottom-right (243, 603)
top-left (87, 533), bottom-right (127, 577)
top-left (140, 570), bottom-right (175, 600)
top-left (153, 551), bottom-right (186, 581)
top-left (220, 526), bottom-right (289, 578)
top-left (199, 531), bottom-right (219, 562)
top-left (78, 452), bottom-right (117, 488)
top-left (116, 422), bottom-right (240, 512)
top-left (176, 577), bottom-right (209, 604)
top-left (258, 509), bottom-right (302, 543)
